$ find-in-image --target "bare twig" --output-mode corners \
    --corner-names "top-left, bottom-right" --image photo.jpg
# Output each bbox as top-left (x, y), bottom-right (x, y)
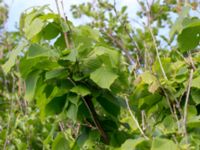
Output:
top-left (188, 53), bottom-right (196, 70)
top-left (148, 27), bottom-right (168, 80)
top-left (125, 96), bottom-right (149, 140)
top-left (141, 110), bottom-right (146, 131)
top-left (59, 122), bottom-right (65, 132)
top-left (60, 0), bottom-right (72, 32)
top-left (183, 68), bottom-right (193, 143)
top-left (55, 0), bottom-right (70, 48)
top-left (112, 0), bottom-right (140, 68)
top-left (106, 32), bottom-right (135, 66)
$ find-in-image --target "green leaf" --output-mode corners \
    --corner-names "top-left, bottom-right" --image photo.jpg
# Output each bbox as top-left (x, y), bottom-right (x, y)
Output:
top-left (2, 42), bottom-right (28, 74)
top-left (187, 116), bottom-right (200, 128)
top-left (67, 103), bottom-right (78, 121)
top-left (68, 93), bottom-right (80, 106)
top-left (148, 80), bottom-right (160, 93)
top-left (92, 46), bottom-right (120, 67)
top-left (90, 66), bottom-right (118, 89)
top-left (52, 133), bottom-right (70, 150)
top-left (178, 20), bottom-right (200, 52)
top-left (61, 49), bottom-right (78, 62)
top-left (140, 71), bottom-right (157, 84)
top-left (27, 44), bottom-right (59, 58)
top-left (121, 138), bottom-right (147, 150)
top-left (96, 96), bottom-right (120, 117)
top-left (45, 68), bottom-right (68, 80)
top-left (25, 18), bottom-right (45, 40)
top-left (45, 95), bottom-right (66, 116)
top-left (71, 85), bottom-right (91, 97)
top-left (192, 76), bottom-right (200, 89)
top-left (42, 22), bottom-right (60, 40)
top-left (19, 57), bottom-right (60, 78)
top-left (24, 70), bottom-right (41, 101)
top-left (151, 138), bottom-right (178, 150)
top-left (169, 6), bottom-right (190, 40)
top-left (60, 19), bottom-right (70, 32)
top-left (138, 93), bottom-right (162, 109)
top-left (152, 58), bottom-right (172, 78)
top-left (191, 89), bottom-right (200, 105)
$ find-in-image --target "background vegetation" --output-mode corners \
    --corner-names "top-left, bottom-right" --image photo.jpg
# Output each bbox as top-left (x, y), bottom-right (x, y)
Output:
top-left (1, 0), bottom-right (200, 149)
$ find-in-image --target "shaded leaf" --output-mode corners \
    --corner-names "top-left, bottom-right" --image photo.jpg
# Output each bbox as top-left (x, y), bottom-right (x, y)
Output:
top-left (45, 68), bottom-right (68, 80)
top-left (25, 70), bottom-right (41, 101)
top-left (67, 103), bottom-right (78, 121)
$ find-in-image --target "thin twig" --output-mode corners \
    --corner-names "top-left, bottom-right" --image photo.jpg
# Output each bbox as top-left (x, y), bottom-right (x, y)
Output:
top-left (55, 0), bottom-right (70, 48)
top-left (183, 69), bottom-right (193, 144)
top-left (143, 0), bottom-right (168, 80)
top-left (112, 0), bottom-right (140, 68)
top-left (148, 27), bottom-right (168, 80)
top-left (141, 110), bottom-right (146, 131)
top-left (188, 53), bottom-right (196, 70)
top-left (106, 32), bottom-right (135, 66)
top-left (125, 96), bottom-right (149, 140)
top-left (60, 0), bottom-right (72, 32)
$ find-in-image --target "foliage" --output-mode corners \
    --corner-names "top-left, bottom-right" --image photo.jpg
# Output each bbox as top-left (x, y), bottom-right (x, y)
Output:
top-left (1, 0), bottom-right (200, 149)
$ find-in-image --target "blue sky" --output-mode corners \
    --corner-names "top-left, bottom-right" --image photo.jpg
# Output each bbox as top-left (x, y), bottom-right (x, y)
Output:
top-left (4, 0), bottom-right (139, 31)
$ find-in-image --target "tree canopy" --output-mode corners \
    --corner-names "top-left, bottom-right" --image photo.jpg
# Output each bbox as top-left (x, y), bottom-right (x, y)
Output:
top-left (1, 0), bottom-right (200, 149)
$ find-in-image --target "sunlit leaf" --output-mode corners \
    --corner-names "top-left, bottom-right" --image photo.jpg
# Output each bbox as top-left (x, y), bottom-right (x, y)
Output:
top-left (52, 133), bottom-right (70, 150)
top-left (151, 138), bottom-right (177, 150)
top-left (2, 42), bottom-right (27, 74)
top-left (90, 66), bottom-right (118, 89)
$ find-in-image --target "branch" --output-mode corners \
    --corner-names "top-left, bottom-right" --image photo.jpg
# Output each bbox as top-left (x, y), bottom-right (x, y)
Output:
top-left (82, 96), bottom-right (109, 144)
top-left (125, 96), bottom-right (149, 140)
top-left (183, 68), bottom-right (193, 143)
top-left (148, 27), bottom-right (168, 80)
top-left (106, 32), bottom-right (135, 66)
top-left (68, 78), bottom-right (109, 144)
top-left (55, 0), bottom-right (70, 48)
